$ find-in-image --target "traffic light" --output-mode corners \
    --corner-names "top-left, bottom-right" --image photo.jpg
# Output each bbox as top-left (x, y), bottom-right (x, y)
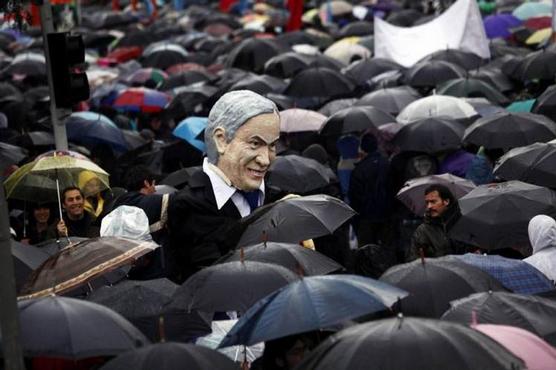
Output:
top-left (46, 32), bottom-right (90, 109)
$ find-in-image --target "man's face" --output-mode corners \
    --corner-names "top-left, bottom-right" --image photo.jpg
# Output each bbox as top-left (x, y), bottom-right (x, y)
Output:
top-left (215, 112), bottom-right (280, 191)
top-left (63, 189), bottom-right (85, 219)
top-left (425, 190), bottom-right (449, 218)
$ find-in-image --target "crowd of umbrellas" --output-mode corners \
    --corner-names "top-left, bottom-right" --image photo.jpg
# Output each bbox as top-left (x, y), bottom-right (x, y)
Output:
top-left (3, 0), bottom-right (556, 368)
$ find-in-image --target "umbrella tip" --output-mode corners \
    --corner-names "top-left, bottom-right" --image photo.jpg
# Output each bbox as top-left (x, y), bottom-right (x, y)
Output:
top-left (240, 247), bottom-right (245, 263)
top-left (295, 262), bottom-right (305, 278)
top-left (471, 309), bottom-right (478, 326)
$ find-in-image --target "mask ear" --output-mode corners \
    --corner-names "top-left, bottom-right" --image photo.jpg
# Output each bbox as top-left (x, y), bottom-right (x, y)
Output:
top-left (213, 127), bottom-right (228, 156)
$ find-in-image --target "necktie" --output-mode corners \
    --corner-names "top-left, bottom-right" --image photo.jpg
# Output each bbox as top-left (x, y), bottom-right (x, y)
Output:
top-left (238, 190), bottom-right (260, 212)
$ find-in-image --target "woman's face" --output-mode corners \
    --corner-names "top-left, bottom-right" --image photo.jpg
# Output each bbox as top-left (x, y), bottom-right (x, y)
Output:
top-left (83, 178), bottom-right (102, 197)
top-left (34, 207), bottom-right (50, 223)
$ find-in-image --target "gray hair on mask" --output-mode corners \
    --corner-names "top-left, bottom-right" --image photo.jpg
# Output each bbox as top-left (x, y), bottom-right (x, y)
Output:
top-left (205, 90), bottom-right (278, 163)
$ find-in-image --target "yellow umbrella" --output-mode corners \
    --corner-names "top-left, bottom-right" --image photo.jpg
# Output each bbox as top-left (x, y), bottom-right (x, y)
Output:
top-left (526, 27), bottom-right (552, 45)
top-left (302, 9), bottom-right (319, 24)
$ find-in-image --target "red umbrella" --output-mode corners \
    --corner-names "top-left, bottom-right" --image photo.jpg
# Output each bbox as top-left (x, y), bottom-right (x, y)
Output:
top-left (113, 87), bottom-right (171, 113)
top-left (524, 16), bottom-right (552, 30)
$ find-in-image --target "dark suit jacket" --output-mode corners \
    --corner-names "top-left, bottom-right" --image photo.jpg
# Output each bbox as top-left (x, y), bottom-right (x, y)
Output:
top-left (166, 168), bottom-right (247, 282)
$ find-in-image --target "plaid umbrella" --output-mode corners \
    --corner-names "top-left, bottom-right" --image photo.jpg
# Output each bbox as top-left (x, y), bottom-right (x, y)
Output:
top-left (449, 254), bottom-right (554, 295)
top-left (123, 67), bottom-right (168, 88)
top-left (113, 87), bottom-right (171, 113)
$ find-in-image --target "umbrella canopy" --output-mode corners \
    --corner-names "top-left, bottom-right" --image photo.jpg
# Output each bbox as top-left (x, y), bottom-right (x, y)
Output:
top-left (113, 87), bottom-right (171, 114)
top-left (172, 116), bottom-right (207, 153)
top-left (166, 261), bottom-right (298, 314)
top-left (99, 342), bottom-right (238, 370)
top-left (267, 155), bottom-right (331, 194)
top-left (296, 317), bottom-right (524, 370)
top-left (219, 275), bottom-right (407, 347)
top-left (342, 58), bottom-right (403, 84)
top-left (380, 257), bottom-right (508, 318)
top-left (397, 173), bottom-right (476, 216)
top-left (123, 68), bottom-right (168, 88)
top-left (3, 52), bottom-right (46, 78)
top-left (355, 86), bottom-right (421, 115)
top-left (525, 28), bottom-right (552, 45)
top-left (142, 43), bottom-right (189, 70)
top-left (4, 296), bottom-right (149, 359)
top-left (512, 2), bottom-right (552, 20)
top-left (397, 95), bottom-right (478, 124)
top-left (436, 78), bottom-right (509, 105)
top-left (237, 194), bottom-right (355, 247)
top-left (158, 70), bottom-right (215, 91)
top-left (217, 242), bottom-right (342, 276)
top-left (279, 108), bottom-right (326, 133)
top-left (0, 141), bottom-right (27, 171)
top-left (159, 166), bottom-right (201, 189)
top-left (449, 253), bottom-right (554, 295)
top-left (264, 52), bottom-right (342, 79)
top-left (19, 237), bottom-right (159, 299)
top-left (473, 324), bottom-right (556, 370)
top-left (515, 49), bottom-right (556, 81)
top-left (4, 151), bottom-right (110, 203)
top-left (442, 291), bottom-right (556, 346)
top-left (532, 84), bottom-right (556, 122)
top-left (227, 38), bottom-right (289, 74)
top-left (229, 73), bottom-right (287, 95)
top-left (320, 106), bottom-right (395, 136)
top-left (470, 67), bottom-right (514, 93)
top-left (420, 49), bottom-right (485, 71)
top-left (507, 99), bottom-right (536, 113)
top-left (11, 240), bottom-right (50, 292)
top-left (463, 112), bottom-right (556, 150)
top-left (324, 41), bottom-right (371, 66)
top-left (404, 60), bottom-right (466, 88)
top-left (65, 112), bottom-right (129, 153)
top-left (393, 117), bottom-right (465, 153)
top-left (493, 142), bottom-right (556, 187)
top-left (483, 14), bottom-right (523, 39)
top-left (284, 67), bottom-right (355, 98)
top-left (449, 181), bottom-right (556, 250)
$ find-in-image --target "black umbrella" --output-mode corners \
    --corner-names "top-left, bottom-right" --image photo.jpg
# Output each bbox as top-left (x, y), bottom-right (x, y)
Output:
top-left (493, 142), bottom-right (556, 187)
top-left (463, 112), bottom-right (556, 149)
top-left (158, 70), bottom-right (215, 91)
top-left (285, 67), bottom-right (355, 98)
top-left (142, 45), bottom-right (190, 70)
top-left (230, 73), bottom-right (287, 95)
top-left (267, 155), bottom-right (331, 194)
top-left (442, 291), bottom-right (556, 346)
top-left (99, 342), bottom-right (239, 370)
top-left (355, 86), bottom-right (421, 115)
top-left (216, 242), bottom-right (343, 276)
top-left (342, 58), bottom-right (403, 85)
top-left (449, 181), bottom-right (556, 250)
top-left (469, 67), bottom-right (514, 93)
top-left (264, 52), bottom-right (342, 79)
top-left (87, 278), bottom-right (211, 343)
top-left (226, 38), bottom-right (289, 74)
top-left (380, 257), bottom-right (508, 318)
top-left (337, 21), bottom-right (374, 38)
top-left (276, 31), bottom-right (332, 49)
top-left (0, 141), bottom-right (27, 170)
top-left (420, 49), bottom-right (485, 70)
top-left (237, 194), bottom-right (356, 247)
top-left (11, 240), bottom-right (49, 292)
top-left (436, 78), bottom-right (510, 105)
top-left (532, 84), bottom-right (556, 122)
top-left (393, 117), bottom-right (465, 153)
top-left (4, 296), bottom-right (149, 359)
top-left (3, 52), bottom-right (46, 78)
top-left (82, 31), bottom-right (120, 52)
top-left (166, 84), bottom-right (219, 121)
top-left (320, 106), bottom-right (395, 136)
top-left (166, 261), bottom-right (298, 313)
top-left (515, 49), bottom-right (556, 81)
top-left (0, 82), bottom-right (23, 104)
top-left (296, 317), bottom-right (524, 370)
top-left (404, 60), bottom-right (466, 88)
top-left (81, 11), bottom-right (138, 29)
top-left (160, 166), bottom-right (201, 189)
top-left (318, 98), bottom-right (357, 116)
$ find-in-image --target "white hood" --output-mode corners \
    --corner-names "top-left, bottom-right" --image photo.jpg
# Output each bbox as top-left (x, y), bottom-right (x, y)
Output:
top-left (528, 215), bottom-right (556, 254)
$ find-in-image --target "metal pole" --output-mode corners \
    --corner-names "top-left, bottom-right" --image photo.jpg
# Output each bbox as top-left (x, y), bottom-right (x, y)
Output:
top-left (0, 185), bottom-right (25, 370)
top-left (39, 0), bottom-right (69, 151)
top-left (552, 0), bottom-right (556, 43)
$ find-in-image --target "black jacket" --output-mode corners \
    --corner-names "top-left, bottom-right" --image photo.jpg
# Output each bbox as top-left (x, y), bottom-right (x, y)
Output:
top-left (408, 202), bottom-right (467, 261)
top-left (46, 212), bottom-right (99, 239)
top-left (166, 168), bottom-right (249, 282)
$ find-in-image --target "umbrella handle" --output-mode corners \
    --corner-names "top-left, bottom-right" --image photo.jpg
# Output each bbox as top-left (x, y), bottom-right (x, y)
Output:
top-left (55, 178), bottom-right (71, 244)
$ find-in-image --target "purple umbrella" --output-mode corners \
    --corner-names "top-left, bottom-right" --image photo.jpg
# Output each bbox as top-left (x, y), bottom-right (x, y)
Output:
top-left (483, 14), bottom-right (522, 39)
top-left (439, 149), bottom-right (475, 178)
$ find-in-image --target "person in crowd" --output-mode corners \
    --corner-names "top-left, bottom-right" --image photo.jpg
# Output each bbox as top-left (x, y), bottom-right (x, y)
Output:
top-left (252, 333), bottom-right (316, 370)
top-left (78, 170), bottom-right (109, 223)
top-left (167, 90), bottom-right (280, 282)
top-left (407, 184), bottom-right (467, 261)
top-left (525, 214), bottom-right (556, 282)
top-left (348, 133), bottom-right (393, 246)
top-left (21, 202), bottom-right (54, 245)
top-left (47, 187), bottom-right (100, 239)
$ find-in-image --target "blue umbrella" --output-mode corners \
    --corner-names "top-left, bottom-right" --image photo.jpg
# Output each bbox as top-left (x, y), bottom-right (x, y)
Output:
top-left (450, 253), bottom-right (554, 295)
top-left (218, 275), bottom-right (407, 347)
top-left (483, 14), bottom-right (522, 39)
top-left (172, 116), bottom-right (207, 152)
top-left (65, 112), bottom-right (129, 153)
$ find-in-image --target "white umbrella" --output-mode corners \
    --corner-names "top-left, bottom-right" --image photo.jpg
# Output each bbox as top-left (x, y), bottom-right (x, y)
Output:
top-left (279, 108), bottom-right (327, 133)
top-left (397, 95), bottom-right (478, 124)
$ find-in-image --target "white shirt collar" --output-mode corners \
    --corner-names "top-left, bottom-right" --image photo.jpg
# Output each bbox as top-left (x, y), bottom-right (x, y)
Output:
top-left (203, 158), bottom-right (265, 211)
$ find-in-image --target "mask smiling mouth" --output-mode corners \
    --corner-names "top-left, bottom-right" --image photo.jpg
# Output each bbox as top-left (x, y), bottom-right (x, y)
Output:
top-left (248, 168), bottom-right (266, 178)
